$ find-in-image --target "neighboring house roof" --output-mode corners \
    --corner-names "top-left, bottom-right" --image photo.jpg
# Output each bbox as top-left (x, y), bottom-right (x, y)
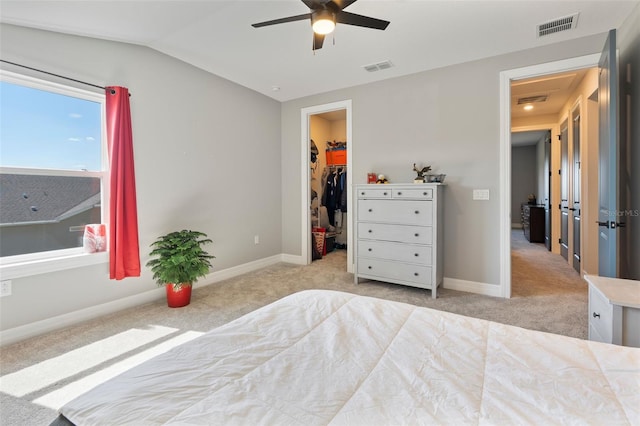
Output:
top-left (0, 174), bottom-right (100, 225)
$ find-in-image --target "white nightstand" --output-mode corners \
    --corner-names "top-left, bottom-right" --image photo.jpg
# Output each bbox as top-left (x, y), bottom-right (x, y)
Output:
top-left (585, 275), bottom-right (640, 347)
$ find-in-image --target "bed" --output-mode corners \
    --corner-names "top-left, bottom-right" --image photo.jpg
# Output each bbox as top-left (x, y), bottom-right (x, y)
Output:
top-left (54, 290), bottom-right (639, 425)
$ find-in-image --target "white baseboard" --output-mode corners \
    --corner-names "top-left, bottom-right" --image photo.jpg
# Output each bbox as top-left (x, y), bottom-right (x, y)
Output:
top-left (443, 277), bottom-right (503, 298)
top-left (280, 253), bottom-right (305, 265)
top-left (0, 254), bottom-right (287, 347)
top-left (0, 254), bottom-right (503, 346)
top-left (0, 289), bottom-right (164, 347)
top-left (197, 254), bottom-right (283, 287)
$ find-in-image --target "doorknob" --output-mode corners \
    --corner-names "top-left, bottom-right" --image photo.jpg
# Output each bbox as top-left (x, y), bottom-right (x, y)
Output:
top-left (597, 220), bottom-right (627, 229)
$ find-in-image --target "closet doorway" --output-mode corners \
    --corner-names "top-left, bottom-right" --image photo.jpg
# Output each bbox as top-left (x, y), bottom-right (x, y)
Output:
top-left (300, 100), bottom-right (353, 272)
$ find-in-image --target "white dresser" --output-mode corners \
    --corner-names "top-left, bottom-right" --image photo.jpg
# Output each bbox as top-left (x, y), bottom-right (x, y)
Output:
top-left (585, 275), bottom-right (640, 347)
top-left (354, 183), bottom-right (444, 298)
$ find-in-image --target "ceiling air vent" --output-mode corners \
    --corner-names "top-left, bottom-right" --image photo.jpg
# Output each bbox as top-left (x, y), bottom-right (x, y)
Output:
top-left (537, 13), bottom-right (579, 37)
top-left (517, 95), bottom-right (548, 104)
top-left (363, 60), bottom-right (394, 72)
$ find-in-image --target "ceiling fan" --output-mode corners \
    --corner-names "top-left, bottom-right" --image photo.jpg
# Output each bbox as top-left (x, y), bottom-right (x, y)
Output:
top-left (251, 0), bottom-right (390, 50)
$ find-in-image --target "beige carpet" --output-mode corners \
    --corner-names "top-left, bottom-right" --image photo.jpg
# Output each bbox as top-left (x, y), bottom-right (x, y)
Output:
top-left (0, 231), bottom-right (586, 425)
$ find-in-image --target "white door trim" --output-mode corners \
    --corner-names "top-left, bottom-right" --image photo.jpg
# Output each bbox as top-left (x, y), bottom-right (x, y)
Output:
top-left (499, 53), bottom-right (600, 298)
top-left (300, 100), bottom-right (353, 271)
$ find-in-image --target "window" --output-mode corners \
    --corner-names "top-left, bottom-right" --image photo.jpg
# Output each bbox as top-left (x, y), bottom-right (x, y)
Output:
top-left (0, 70), bottom-right (108, 278)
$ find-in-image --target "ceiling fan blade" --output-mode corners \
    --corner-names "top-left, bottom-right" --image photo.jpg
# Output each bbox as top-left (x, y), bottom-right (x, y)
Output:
top-left (336, 11), bottom-right (390, 30)
top-left (302, 0), bottom-right (332, 9)
top-left (330, 0), bottom-right (358, 11)
top-left (252, 13), bottom-right (311, 28)
top-left (313, 32), bottom-right (326, 50)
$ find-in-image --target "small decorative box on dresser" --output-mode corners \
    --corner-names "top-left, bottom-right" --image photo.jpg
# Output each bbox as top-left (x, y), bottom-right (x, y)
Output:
top-left (585, 275), bottom-right (640, 347)
top-left (354, 184), bottom-right (444, 298)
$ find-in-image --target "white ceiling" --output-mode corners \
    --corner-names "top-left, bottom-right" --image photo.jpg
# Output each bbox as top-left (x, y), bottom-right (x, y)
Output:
top-left (0, 1), bottom-right (637, 102)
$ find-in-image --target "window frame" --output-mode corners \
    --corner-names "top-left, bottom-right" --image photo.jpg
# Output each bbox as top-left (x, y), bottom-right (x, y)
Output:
top-left (0, 70), bottom-right (109, 279)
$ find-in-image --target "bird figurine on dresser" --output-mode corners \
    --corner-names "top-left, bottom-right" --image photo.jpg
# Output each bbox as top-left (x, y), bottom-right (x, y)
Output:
top-left (413, 163), bottom-right (431, 183)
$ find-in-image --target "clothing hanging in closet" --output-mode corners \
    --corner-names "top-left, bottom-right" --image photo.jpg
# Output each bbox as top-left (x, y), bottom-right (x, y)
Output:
top-left (321, 167), bottom-right (347, 226)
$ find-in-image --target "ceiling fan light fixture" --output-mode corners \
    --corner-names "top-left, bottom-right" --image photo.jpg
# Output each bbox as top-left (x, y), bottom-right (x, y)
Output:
top-left (312, 10), bottom-right (335, 35)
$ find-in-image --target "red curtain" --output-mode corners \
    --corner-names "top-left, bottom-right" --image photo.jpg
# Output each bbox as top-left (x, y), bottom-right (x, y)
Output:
top-left (105, 86), bottom-right (141, 280)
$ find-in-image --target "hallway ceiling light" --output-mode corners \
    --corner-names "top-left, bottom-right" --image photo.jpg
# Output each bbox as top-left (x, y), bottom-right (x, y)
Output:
top-left (524, 104), bottom-right (534, 111)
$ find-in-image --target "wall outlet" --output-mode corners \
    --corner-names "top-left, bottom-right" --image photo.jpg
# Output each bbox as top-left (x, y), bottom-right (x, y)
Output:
top-left (0, 280), bottom-right (12, 297)
top-left (473, 189), bottom-right (490, 200)
top-left (254, 235), bottom-right (260, 245)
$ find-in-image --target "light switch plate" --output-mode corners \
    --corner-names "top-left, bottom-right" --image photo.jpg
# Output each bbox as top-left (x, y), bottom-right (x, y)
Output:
top-left (473, 189), bottom-right (490, 200)
top-left (0, 280), bottom-right (11, 297)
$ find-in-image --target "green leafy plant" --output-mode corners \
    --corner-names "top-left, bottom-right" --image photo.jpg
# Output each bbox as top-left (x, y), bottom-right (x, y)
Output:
top-left (146, 230), bottom-right (214, 288)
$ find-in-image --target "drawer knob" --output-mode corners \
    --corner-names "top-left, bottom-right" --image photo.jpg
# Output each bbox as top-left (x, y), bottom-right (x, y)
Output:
top-left (398, 192), bottom-right (402, 195)
top-left (361, 192), bottom-right (365, 195)
top-left (415, 210), bottom-right (420, 214)
top-left (368, 266), bottom-right (372, 270)
top-left (368, 208), bottom-right (372, 212)
top-left (592, 312), bottom-right (600, 319)
top-left (414, 233), bottom-right (419, 237)
top-left (383, 192), bottom-right (388, 196)
top-left (423, 192), bottom-right (427, 195)
top-left (414, 272), bottom-right (419, 276)
top-left (368, 248), bottom-right (372, 252)
top-left (414, 253), bottom-right (419, 257)
top-left (368, 229), bottom-right (373, 233)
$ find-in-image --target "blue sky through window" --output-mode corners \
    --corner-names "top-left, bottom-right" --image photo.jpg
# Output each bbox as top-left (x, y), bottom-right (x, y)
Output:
top-left (0, 81), bottom-right (102, 171)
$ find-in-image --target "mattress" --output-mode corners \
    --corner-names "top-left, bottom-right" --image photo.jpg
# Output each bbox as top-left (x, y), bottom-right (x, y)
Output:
top-left (58, 290), bottom-right (640, 425)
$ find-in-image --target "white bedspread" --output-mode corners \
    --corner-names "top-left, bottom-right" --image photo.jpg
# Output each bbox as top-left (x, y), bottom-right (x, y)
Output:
top-left (59, 290), bottom-right (640, 425)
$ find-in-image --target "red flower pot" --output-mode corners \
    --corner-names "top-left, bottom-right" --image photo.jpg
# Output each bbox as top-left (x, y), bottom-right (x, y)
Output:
top-left (166, 283), bottom-right (192, 308)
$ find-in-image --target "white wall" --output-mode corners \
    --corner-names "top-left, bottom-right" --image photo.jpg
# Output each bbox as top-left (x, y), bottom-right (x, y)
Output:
top-left (0, 24), bottom-right (282, 335)
top-left (310, 115), bottom-right (331, 204)
top-left (281, 33), bottom-right (609, 287)
top-left (511, 145), bottom-right (538, 224)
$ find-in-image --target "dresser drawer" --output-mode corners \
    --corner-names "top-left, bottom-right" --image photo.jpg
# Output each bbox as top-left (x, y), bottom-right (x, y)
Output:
top-left (358, 240), bottom-right (432, 265)
top-left (357, 258), bottom-right (432, 286)
top-left (357, 222), bottom-right (432, 245)
top-left (358, 200), bottom-right (433, 225)
top-left (357, 187), bottom-right (391, 199)
top-left (392, 188), bottom-right (433, 200)
top-left (588, 285), bottom-right (613, 343)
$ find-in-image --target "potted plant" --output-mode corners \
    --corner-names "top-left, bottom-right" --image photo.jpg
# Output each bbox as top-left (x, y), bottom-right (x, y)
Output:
top-left (146, 230), bottom-right (214, 308)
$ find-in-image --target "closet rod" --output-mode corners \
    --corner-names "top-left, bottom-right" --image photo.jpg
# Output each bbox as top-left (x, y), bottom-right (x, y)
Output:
top-left (1, 59), bottom-right (132, 96)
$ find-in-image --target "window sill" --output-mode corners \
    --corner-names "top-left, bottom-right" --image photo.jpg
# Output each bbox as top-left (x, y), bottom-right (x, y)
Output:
top-left (0, 251), bottom-right (109, 280)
